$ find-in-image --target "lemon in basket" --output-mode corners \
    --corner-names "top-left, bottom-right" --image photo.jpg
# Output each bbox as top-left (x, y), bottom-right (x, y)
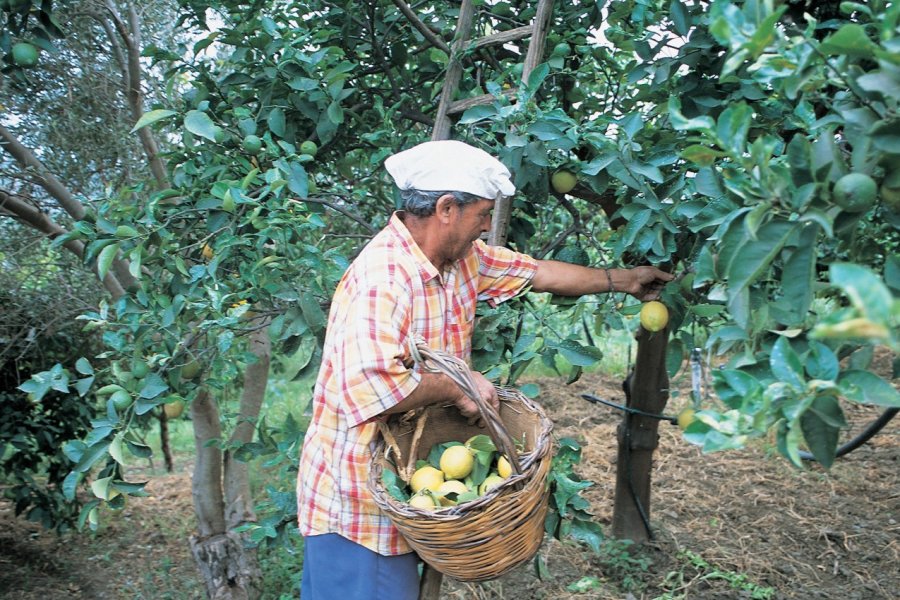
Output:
top-left (497, 455), bottom-right (512, 479)
top-left (440, 445), bottom-right (475, 479)
top-left (408, 493), bottom-right (436, 510)
top-left (410, 466), bottom-right (444, 493)
top-left (436, 479), bottom-right (470, 506)
top-left (479, 473), bottom-right (506, 495)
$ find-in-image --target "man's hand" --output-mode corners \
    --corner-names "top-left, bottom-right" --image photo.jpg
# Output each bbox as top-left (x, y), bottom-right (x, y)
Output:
top-left (619, 266), bottom-right (674, 301)
top-left (453, 371), bottom-right (499, 426)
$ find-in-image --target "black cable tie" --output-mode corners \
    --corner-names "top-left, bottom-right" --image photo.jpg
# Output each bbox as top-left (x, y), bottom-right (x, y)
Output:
top-left (581, 394), bottom-right (677, 424)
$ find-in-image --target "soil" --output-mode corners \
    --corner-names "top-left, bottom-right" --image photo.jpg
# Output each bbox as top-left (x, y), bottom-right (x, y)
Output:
top-left (2, 371), bottom-right (898, 600)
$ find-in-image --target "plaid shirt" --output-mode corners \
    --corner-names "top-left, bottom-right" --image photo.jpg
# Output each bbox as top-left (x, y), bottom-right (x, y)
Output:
top-left (297, 212), bottom-right (537, 555)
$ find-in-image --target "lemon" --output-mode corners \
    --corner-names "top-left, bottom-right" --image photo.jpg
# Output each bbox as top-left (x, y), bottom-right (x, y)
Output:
top-left (439, 445), bottom-right (474, 479)
top-left (408, 493), bottom-right (435, 510)
top-left (676, 408), bottom-right (695, 430)
top-left (478, 473), bottom-right (506, 496)
top-left (639, 301), bottom-right (669, 332)
top-left (436, 479), bottom-right (469, 506)
top-left (497, 455), bottom-right (512, 479)
top-left (551, 170), bottom-right (578, 194)
top-left (164, 399), bottom-right (186, 419)
top-left (410, 465), bottom-right (444, 493)
top-left (833, 173), bottom-right (877, 213)
top-left (300, 140), bottom-right (318, 156)
top-left (201, 244), bottom-right (214, 260)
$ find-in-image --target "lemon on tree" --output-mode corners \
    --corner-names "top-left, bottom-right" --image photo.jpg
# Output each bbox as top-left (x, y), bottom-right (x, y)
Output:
top-left (11, 42), bottom-right (39, 68)
top-left (833, 172), bottom-right (877, 213)
top-left (551, 169), bottom-right (578, 194)
top-left (676, 408), bottom-right (695, 430)
top-left (300, 140), bottom-right (318, 157)
top-left (439, 445), bottom-right (474, 479)
top-left (410, 465), bottom-right (444, 493)
top-left (640, 301), bottom-right (669, 332)
top-left (242, 134), bottom-right (263, 155)
top-left (164, 398), bottom-right (186, 419)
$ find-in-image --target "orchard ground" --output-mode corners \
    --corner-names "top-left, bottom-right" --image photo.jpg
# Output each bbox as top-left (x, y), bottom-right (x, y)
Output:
top-left (1, 370), bottom-right (897, 600)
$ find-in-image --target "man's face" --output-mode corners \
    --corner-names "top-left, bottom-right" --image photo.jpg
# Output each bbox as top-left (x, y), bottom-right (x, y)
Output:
top-left (448, 198), bottom-right (494, 260)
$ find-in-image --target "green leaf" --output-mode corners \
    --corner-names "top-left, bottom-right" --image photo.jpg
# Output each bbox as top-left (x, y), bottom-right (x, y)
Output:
top-left (819, 24), bottom-right (878, 58)
top-left (726, 220), bottom-right (795, 294)
top-left (130, 109), bottom-right (177, 133)
top-left (799, 394), bottom-right (842, 468)
top-left (838, 370), bottom-right (900, 407)
top-left (555, 339), bottom-right (604, 367)
top-left (139, 373), bottom-right (169, 399)
top-left (770, 337), bottom-right (805, 390)
top-left (716, 103), bottom-right (752, 157)
top-left (667, 97), bottom-right (715, 132)
top-left (75, 357), bottom-right (93, 375)
top-left (96, 242), bottom-right (119, 282)
top-left (670, 0), bottom-right (691, 36)
top-left (680, 144), bottom-right (723, 167)
top-left (779, 223), bottom-right (818, 324)
top-left (62, 471), bottom-right (81, 501)
top-left (73, 440), bottom-right (111, 473)
top-left (805, 341), bottom-right (839, 381)
top-left (184, 110), bottom-right (219, 141)
top-left (829, 263), bottom-right (894, 323)
top-left (268, 107), bottom-right (286, 137)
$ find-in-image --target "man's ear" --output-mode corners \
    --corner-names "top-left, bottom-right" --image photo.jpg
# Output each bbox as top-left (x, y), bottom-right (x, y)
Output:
top-left (435, 194), bottom-right (456, 222)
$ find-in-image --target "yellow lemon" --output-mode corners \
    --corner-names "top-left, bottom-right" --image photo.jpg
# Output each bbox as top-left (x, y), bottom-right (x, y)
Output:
top-left (408, 493), bottom-right (435, 510)
top-left (436, 479), bottom-right (469, 506)
top-left (201, 243), bottom-right (214, 260)
top-left (410, 466), bottom-right (444, 493)
top-left (497, 455), bottom-right (512, 479)
top-left (676, 408), bottom-right (695, 430)
top-left (551, 170), bottom-right (578, 194)
top-left (439, 445), bottom-right (474, 479)
top-left (640, 301), bottom-right (669, 332)
top-left (478, 473), bottom-right (506, 496)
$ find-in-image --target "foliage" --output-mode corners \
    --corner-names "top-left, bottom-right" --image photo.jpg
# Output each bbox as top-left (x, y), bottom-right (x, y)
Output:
top-left (0, 226), bottom-right (104, 530)
top-left (4, 0), bottom-right (900, 553)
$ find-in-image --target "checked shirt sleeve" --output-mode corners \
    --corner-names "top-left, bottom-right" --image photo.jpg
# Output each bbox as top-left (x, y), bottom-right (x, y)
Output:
top-left (332, 280), bottom-right (421, 428)
top-left (472, 240), bottom-right (538, 306)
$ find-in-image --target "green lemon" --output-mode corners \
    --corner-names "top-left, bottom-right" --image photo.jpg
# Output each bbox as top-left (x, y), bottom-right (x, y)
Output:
top-left (551, 170), bottom-right (578, 194)
top-left (242, 134), bottom-right (263, 155)
top-left (11, 42), bottom-right (39, 68)
top-left (833, 173), bottom-right (877, 213)
top-left (299, 140), bottom-right (318, 156)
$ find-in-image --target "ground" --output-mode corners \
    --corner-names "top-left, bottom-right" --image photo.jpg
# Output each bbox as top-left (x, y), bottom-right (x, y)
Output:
top-left (1, 371), bottom-right (898, 599)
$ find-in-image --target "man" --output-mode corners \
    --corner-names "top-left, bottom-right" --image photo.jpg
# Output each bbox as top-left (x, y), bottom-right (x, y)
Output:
top-left (297, 140), bottom-right (672, 599)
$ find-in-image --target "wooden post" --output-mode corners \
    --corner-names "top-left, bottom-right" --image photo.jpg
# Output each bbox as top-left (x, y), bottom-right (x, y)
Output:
top-left (611, 326), bottom-right (670, 543)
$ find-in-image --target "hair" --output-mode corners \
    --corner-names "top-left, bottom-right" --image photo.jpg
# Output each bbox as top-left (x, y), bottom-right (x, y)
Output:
top-left (399, 189), bottom-right (482, 217)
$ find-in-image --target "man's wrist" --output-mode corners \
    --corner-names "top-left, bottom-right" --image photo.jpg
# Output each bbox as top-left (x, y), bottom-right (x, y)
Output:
top-left (604, 268), bottom-right (615, 294)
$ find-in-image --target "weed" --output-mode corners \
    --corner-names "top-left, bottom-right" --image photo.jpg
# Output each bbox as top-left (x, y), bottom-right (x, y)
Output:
top-left (654, 549), bottom-right (775, 600)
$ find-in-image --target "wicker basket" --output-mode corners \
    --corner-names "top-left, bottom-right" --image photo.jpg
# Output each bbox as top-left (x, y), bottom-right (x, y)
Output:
top-left (368, 340), bottom-right (554, 582)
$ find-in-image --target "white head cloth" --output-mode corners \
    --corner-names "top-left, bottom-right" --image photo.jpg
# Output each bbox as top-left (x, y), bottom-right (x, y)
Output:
top-left (384, 140), bottom-right (515, 200)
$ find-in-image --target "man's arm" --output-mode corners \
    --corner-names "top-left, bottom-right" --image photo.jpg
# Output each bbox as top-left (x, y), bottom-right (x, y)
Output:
top-left (381, 370), bottom-right (499, 422)
top-left (530, 260), bottom-right (674, 301)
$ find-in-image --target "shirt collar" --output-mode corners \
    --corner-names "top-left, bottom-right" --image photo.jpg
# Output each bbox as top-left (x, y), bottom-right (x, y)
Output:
top-left (387, 212), bottom-right (441, 283)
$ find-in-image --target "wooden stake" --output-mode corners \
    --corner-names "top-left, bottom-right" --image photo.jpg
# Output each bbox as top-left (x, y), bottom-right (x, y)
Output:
top-left (611, 326), bottom-right (670, 543)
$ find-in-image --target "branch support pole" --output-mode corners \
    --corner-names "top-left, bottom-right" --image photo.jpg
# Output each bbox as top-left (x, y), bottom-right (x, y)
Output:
top-left (611, 326), bottom-right (670, 543)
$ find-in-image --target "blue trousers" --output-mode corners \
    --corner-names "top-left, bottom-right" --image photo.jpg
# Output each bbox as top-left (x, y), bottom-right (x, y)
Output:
top-left (300, 533), bottom-right (420, 600)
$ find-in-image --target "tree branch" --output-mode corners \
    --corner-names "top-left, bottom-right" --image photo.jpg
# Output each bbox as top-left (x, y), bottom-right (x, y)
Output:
top-left (390, 0), bottom-right (451, 55)
top-left (0, 189), bottom-right (127, 299)
top-left (224, 328), bottom-right (270, 529)
top-left (103, 0), bottom-right (169, 190)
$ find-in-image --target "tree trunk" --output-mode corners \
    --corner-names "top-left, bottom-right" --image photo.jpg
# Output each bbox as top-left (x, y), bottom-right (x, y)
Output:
top-left (189, 328), bottom-right (271, 600)
top-left (611, 326), bottom-right (670, 543)
top-left (190, 388), bottom-right (263, 599)
top-left (224, 328), bottom-right (270, 529)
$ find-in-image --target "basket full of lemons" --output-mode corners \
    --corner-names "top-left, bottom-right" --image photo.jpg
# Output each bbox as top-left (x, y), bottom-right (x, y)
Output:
top-left (367, 339), bottom-right (554, 583)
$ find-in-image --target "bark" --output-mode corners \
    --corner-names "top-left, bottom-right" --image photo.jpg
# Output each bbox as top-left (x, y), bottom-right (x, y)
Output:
top-left (191, 379), bottom-right (264, 600)
top-left (0, 189), bottom-right (127, 299)
top-left (224, 328), bottom-right (270, 529)
top-left (611, 326), bottom-right (670, 543)
top-left (103, 0), bottom-right (169, 190)
top-left (0, 127), bottom-right (139, 292)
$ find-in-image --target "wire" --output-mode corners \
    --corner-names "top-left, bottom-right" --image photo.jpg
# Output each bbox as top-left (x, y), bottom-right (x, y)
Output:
top-left (581, 393), bottom-right (676, 424)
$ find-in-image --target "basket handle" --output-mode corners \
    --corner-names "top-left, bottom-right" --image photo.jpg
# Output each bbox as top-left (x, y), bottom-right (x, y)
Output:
top-left (409, 336), bottom-right (522, 477)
